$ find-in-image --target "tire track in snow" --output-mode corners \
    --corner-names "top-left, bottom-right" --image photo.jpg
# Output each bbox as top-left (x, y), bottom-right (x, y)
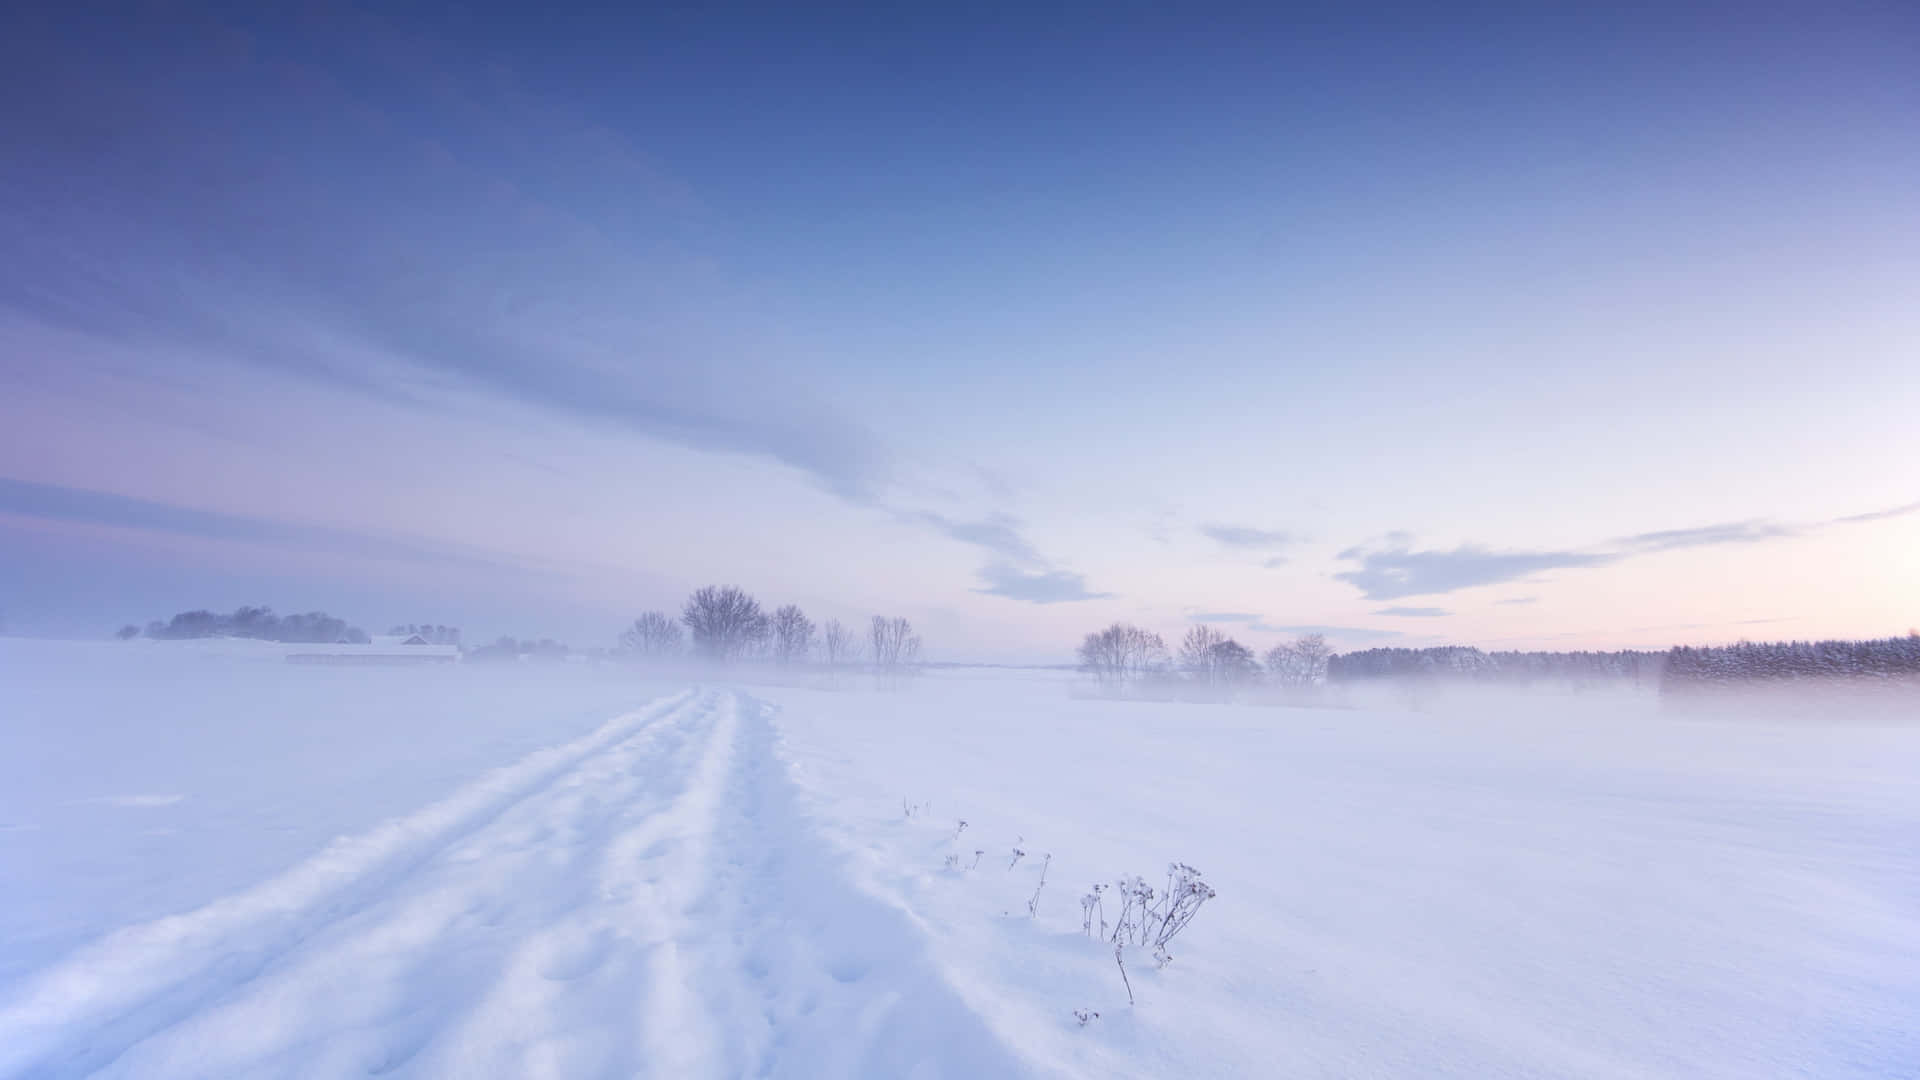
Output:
top-left (3, 690), bottom-right (1035, 1079)
top-left (670, 695), bottom-right (1038, 1079)
top-left (0, 689), bottom-right (704, 1079)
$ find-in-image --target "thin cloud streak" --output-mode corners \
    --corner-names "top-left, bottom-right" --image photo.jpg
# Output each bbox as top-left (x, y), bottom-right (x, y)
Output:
top-left (903, 511), bottom-right (1043, 566)
top-left (1337, 496), bottom-right (1920, 602)
top-left (1336, 542), bottom-right (1614, 601)
top-left (1251, 622), bottom-right (1405, 642)
top-left (1831, 500), bottom-right (1920, 526)
top-left (973, 563), bottom-right (1111, 605)
top-left (1201, 524), bottom-right (1296, 549)
top-left (0, 475), bottom-right (527, 576)
top-left (1615, 520), bottom-right (1797, 553)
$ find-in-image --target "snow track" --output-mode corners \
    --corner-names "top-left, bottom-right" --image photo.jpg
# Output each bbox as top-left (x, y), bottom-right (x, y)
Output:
top-left (0, 689), bottom-right (1029, 1080)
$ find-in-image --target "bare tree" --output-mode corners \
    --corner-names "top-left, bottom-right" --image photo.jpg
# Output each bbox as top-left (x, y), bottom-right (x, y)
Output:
top-left (1263, 640), bottom-right (1299, 685)
top-left (1210, 639), bottom-right (1260, 685)
top-left (770, 604), bottom-right (816, 666)
top-left (870, 615), bottom-right (922, 676)
top-left (681, 586), bottom-right (770, 663)
top-left (1077, 623), bottom-right (1169, 690)
top-left (1179, 625), bottom-right (1227, 683)
top-left (1179, 625), bottom-right (1261, 691)
top-left (620, 611), bottom-right (684, 659)
top-left (1293, 633), bottom-right (1331, 685)
top-left (821, 618), bottom-right (859, 668)
top-left (1264, 633), bottom-right (1330, 690)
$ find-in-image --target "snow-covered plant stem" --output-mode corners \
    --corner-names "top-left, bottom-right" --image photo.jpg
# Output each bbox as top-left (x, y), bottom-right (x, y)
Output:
top-left (1027, 853), bottom-right (1051, 917)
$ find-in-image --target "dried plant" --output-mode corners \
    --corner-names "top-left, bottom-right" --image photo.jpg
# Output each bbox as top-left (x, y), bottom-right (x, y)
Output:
top-left (1080, 884), bottom-right (1107, 938)
top-left (1152, 864), bottom-right (1216, 958)
top-left (1026, 853), bottom-right (1052, 917)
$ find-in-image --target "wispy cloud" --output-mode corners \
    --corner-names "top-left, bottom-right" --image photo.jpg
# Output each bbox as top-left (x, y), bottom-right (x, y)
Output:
top-left (1262, 556), bottom-right (1289, 569)
top-left (1188, 612), bottom-right (1262, 623)
top-left (907, 511), bottom-right (1113, 604)
top-left (974, 563), bottom-right (1111, 605)
top-left (1614, 520), bottom-right (1797, 553)
top-left (0, 11), bottom-right (890, 504)
top-left (1497, 596), bottom-right (1539, 606)
top-left (1374, 606), bottom-right (1450, 617)
top-left (1830, 500), bottom-right (1920, 526)
top-left (1335, 542), bottom-right (1614, 601)
top-left (1336, 497), bottom-right (1920, 602)
top-left (0, 475), bottom-right (518, 574)
top-left (1200, 524), bottom-right (1295, 550)
top-left (1250, 622), bottom-right (1405, 642)
top-left (904, 511), bottom-right (1042, 566)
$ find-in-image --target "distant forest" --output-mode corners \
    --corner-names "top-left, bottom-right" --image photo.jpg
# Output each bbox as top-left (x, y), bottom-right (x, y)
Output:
top-left (1329, 646), bottom-right (1665, 686)
top-left (125, 606), bottom-right (369, 644)
top-left (1661, 636), bottom-right (1920, 689)
top-left (1331, 636), bottom-right (1920, 690)
top-left (116, 605), bottom-right (1919, 695)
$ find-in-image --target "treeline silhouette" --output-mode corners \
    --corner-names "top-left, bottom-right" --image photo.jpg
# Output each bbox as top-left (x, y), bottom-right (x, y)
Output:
top-left (1329, 646), bottom-right (1665, 686)
top-left (467, 637), bottom-right (569, 663)
top-left (1329, 636), bottom-right (1920, 692)
top-left (1662, 636), bottom-right (1920, 689)
top-left (125, 606), bottom-right (370, 644)
top-left (620, 585), bottom-right (920, 674)
top-left (389, 624), bottom-right (462, 646)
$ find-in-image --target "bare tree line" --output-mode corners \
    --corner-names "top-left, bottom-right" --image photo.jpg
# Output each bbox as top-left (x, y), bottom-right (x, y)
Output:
top-left (1076, 622), bottom-right (1330, 697)
top-left (618, 585), bottom-right (921, 676)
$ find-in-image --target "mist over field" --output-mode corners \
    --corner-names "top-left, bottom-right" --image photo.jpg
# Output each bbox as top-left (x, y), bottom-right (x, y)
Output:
top-left (5, 1), bottom-right (1919, 1077)
top-left (4, 630), bottom-right (1917, 1078)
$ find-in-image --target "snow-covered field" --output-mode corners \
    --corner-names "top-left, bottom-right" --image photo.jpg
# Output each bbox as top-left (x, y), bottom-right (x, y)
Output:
top-left (3, 641), bottom-right (1917, 1078)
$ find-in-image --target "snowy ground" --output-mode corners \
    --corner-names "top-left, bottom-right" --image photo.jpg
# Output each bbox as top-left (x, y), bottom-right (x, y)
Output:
top-left (3, 641), bottom-right (1917, 1078)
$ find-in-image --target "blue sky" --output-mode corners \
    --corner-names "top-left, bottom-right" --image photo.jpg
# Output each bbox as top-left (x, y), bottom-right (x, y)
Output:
top-left (3, 2), bottom-right (1916, 659)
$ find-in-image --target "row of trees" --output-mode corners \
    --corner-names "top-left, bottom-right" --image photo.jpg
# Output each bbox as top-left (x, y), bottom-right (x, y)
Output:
top-left (1662, 635), bottom-right (1920, 689)
top-left (620, 586), bottom-right (922, 673)
top-left (388, 624), bottom-right (462, 646)
top-left (1336, 638), bottom-right (1666, 680)
top-left (122, 606), bottom-right (370, 644)
top-left (1075, 623), bottom-right (1332, 693)
top-left (1323, 636), bottom-right (1920, 691)
top-left (1327, 645), bottom-right (1663, 685)
top-left (467, 636), bottom-right (569, 663)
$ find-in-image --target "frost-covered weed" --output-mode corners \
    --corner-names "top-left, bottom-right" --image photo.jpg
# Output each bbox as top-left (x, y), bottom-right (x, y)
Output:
top-left (1027, 853), bottom-right (1051, 917)
top-left (1093, 863), bottom-right (1218, 1000)
top-left (1080, 883), bottom-right (1107, 938)
top-left (924, 811), bottom-right (1216, 1009)
top-left (1149, 862), bottom-right (1217, 966)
